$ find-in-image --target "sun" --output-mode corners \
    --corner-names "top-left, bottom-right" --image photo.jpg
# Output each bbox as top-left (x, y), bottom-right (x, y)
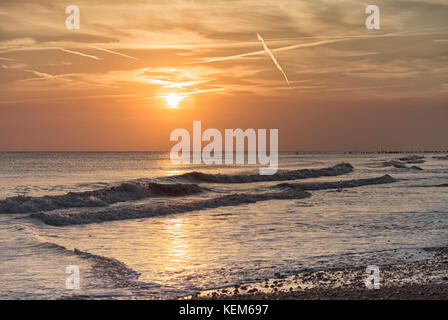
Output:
top-left (165, 93), bottom-right (184, 108)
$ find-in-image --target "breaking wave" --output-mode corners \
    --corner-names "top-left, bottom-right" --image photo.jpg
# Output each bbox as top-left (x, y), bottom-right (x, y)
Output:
top-left (1, 164), bottom-right (354, 214)
top-left (275, 175), bottom-right (395, 191)
top-left (433, 155), bottom-right (448, 160)
top-left (31, 190), bottom-right (312, 226)
top-left (36, 242), bottom-right (147, 289)
top-left (398, 155), bottom-right (425, 164)
top-left (29, 173), bottom-right (398, 227)
top-left (379, 160), bottom-right (423, 170)
top-left (0, 182), bottom-right (204, 213)
top-left (170, 163), bottom-right (353, 183)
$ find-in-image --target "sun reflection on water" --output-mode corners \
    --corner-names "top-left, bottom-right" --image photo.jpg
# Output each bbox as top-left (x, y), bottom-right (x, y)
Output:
top-left (163, 218), bottom-right (191, 271)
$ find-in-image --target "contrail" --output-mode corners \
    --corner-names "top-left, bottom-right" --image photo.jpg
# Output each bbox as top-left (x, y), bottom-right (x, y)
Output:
top-left (90, 46), bottom-right (138, 60)
top-left (19, 69), bottom-right (73, 83)
top-left (24, 69), bottom-right (56, 79)
top-left (60, 48), bottom-right (102, 60)
top-left (195, 38), bottom-right (345, 64)
top-left (258, 33), bottom-right (289, 86)
top-left (195, 31), bottom-right (429, 64)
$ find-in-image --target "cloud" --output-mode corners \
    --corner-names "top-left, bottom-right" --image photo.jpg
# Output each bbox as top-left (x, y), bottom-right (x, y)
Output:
top-left (0, 0), bottom-right (447, 102)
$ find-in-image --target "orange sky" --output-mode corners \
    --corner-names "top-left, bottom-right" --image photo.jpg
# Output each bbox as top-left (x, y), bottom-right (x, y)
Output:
top-left (0, 0), bottom-right (447, 151)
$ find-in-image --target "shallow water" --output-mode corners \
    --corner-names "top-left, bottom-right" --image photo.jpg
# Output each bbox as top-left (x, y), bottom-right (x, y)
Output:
top-left (0, 152), bottom-right (447, 299)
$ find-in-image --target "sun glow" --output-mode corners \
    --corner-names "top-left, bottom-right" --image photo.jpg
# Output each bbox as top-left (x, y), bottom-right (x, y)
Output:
top-left (165, 93), bottom-right (184, 108)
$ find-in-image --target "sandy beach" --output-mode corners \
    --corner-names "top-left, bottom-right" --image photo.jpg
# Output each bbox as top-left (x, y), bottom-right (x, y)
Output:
top-left (190, 247), bottom-right (448, 300)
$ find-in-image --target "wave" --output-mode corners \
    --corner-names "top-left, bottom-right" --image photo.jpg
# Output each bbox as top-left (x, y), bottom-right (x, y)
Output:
top-left (170, 163), bottom-right (353, 183)
top-left (274, 175), bottom-right (395, 191)
top-left (31, 190), bottom-right (312, 226)
top-left (398, 155), bottom-right (425, 164)
top-left (0, 182), bottom-right (204, 214)
top-left (73, 248), bottom-right (142, 288)
top-left (37, 242), bottom-right (146, 289)
top-left (408, 183), bottom-right (448, 188)
top-left (380, 160), bottom-right (422, 170)
top-left (433, 155), bottom-right (448, 160)
top-left (29, 173), bottom-right (396, 227)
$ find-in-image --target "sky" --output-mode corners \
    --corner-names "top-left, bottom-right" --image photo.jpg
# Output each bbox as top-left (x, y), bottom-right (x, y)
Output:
top-left (0, 0), bottom-right (447, 151)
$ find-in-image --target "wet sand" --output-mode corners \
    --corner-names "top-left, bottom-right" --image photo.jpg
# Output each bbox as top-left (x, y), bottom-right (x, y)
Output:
top-left (189, 247), bottom-right (448, 300)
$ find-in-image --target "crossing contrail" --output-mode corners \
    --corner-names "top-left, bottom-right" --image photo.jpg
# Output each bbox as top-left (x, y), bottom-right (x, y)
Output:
top-left (257, 33), bottom-right (290, 86)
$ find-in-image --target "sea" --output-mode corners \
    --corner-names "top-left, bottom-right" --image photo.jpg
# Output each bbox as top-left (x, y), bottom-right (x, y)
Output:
top-left (0, 152), bottom-right (447, 299)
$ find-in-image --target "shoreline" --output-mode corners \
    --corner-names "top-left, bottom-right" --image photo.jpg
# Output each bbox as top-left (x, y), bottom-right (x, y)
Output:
top-left (187, 247), bottom-right (448, 300)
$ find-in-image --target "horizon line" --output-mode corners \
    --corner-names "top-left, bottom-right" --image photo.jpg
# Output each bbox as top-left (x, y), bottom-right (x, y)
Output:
top-left (0, 150), bottom-right (447, 153)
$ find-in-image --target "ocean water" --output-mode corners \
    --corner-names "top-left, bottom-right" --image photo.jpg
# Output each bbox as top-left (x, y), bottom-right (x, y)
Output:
top-left (0, 152), bottom-right (447, 299)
